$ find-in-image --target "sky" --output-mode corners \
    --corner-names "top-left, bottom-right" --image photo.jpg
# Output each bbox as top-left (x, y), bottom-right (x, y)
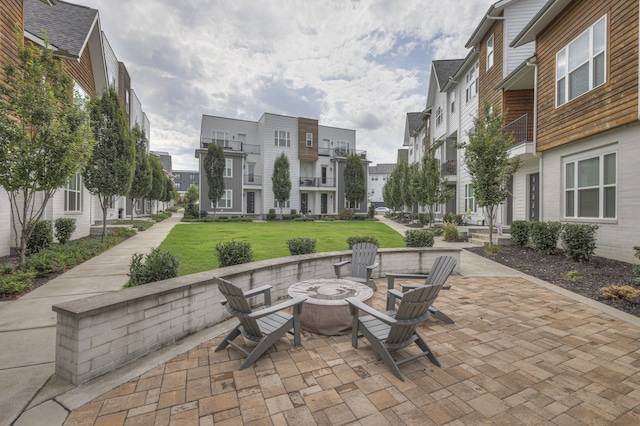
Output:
top-left (72, 0), bottom-right (495, 171)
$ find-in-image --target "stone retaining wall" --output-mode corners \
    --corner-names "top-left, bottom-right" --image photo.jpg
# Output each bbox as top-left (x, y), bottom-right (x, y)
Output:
top-left (52, 247), bottom-right (460, 384)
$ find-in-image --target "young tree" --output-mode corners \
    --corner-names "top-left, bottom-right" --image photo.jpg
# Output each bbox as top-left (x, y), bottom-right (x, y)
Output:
top-left (389, 160), bottom-right (408, 212)
top-left (128, 125), bottom-right (152, 223)
top-left (272, 152), bottom-right (291, 219)
top-left (458, 100), bottom-right (521, 245)
top-left (163, 175), bottom-right (174, 208)
top-left (0, 35), bottom-right (93, 266)
top-left (344, 153), bottom-right (367, 211)
top-left (149, 156), bottom-right (165, 213)
top-left (184, 185), bottom-right (199, 217)
top-left (203, 143), bottom-right (226, 218)
top-left (411, 141), bottom-right (455, 228)
top-left (84, 86), bottom-right (135, 239)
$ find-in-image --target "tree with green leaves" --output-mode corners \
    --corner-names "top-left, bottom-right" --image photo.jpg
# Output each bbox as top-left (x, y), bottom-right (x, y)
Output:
top-left (458, 100), bottom-right (521, 245)
top-left (127, 125), bottom-right (152, 223)
top-left (203, 143), bottom-right (226, 218)
top-left (184, 185), bottom-right (199, 217)
top-left (84, 86), bottom-right (135, 239)
top-left (344, 153), bottom-right (367, 211)
top-left (382, 162), bottom-right (404, 212)
top-left (149, 156), bottom-right (165, 212)
top-left (272, 152), bottom-right (291, 219)
top-left (0, 34), bottom-right (93, 266)
top-left (411, 141), bottom-right (455, 228)
top-left (163, 175), bottom-right (174, 208)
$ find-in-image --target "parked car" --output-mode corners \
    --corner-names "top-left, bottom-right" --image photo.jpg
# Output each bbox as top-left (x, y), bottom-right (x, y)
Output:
top-left (375, 207), bottom-right (390, 215)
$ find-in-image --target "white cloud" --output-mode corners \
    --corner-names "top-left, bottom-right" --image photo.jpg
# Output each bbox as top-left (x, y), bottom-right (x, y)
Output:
top-left (74, 0), bottom-right (494, 169)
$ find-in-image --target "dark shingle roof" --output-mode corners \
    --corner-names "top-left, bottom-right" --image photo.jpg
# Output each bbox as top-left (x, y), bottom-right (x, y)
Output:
top-left (433, 59), bottom-right (465, 91)
top-left (24, 0), bottom-right (98, 59)
top-left (406, 112), bottom-right (423, 136)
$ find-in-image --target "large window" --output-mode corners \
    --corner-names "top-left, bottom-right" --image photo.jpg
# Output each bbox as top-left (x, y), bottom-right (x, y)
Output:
top-left (213, 131), bottom-right (229, 148)
top-left (486, 34), bottom-right (494, 70)
top-left (65, 173), bottom-right (82, 212)
top-left (435, 106), bottom-right (443, 127)
top-left (216, 189), bottom-right (232, 209)
top-left (224, 158), bottom-right (233, 177)
top-left (345, 199), bottom-right (361, 210)
top-left (275, 199), bottom-right (290, 208)
top-left (275, 130), bottom-right (290, 147)
top-left (306, 132), bottom-right (313, 147)
top-left (464, 184), bottom-right (476, 213)
top-left (556, 16), bottom-right (606, 107)
top-left (465, 62), bottom-right (478, 102)
top-left (564, 149), bottom-right (616, 219)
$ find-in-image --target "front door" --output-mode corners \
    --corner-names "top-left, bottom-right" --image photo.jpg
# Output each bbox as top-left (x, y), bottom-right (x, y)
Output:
top-left (246, 192), bottom-right (255, 214)
top-left (301, 193), bottom-right (308, 214)
top-left (529, 173), bottom-right (539, 221)
top-left (321, 193), bottom-right (328, 214)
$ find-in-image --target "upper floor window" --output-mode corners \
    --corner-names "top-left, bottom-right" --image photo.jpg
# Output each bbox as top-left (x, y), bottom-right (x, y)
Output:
top-left (465, 184), bottom-right (476, 213)
top-left (275, 130), bottom-right (291, 147)
top-left (65, 173), bottom-right (82, 212)
top-left (450, 93), bottom-right (456, 114)
top-left (556, 15), bottom-right (606, 107)
top-left (73, 82), bottom-right (89, 110)
top-left (465, 62), bottom-right (478, 102)
top-left (564, 148), bottom-right (615, 219)
top-left (306, 132), bottom-right (313, 147)
top-left (224, 158), bottom-right (233, 177)
top-left (435, 106), bottom-right (443, 127)
top-left (213, 131), bottom-right (229, 148)
top-left (486, 34), bottom-right (494, 70)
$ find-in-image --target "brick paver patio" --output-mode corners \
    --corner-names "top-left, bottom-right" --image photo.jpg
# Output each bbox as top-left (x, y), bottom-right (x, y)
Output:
top-left (64, 275), bottom-right (640, 425)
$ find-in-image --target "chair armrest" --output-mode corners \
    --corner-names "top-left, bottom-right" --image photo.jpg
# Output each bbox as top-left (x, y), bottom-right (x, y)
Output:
top-left (400, 283), bottom-right (422, 292)
top-left (248, 297), bottom-right (306, 320)
top-left (333, 260), bottom-right (351, 277)
top-left (346, 297), bottom-right (397, 326)
top-left (244, 285), bottom-right (273, 306)
top-left (366, 262), bottom-right (379, 271)
top-left (386, 289), bottom-right (404, 309)
top-left (384, 272), bottom-right (428, 291)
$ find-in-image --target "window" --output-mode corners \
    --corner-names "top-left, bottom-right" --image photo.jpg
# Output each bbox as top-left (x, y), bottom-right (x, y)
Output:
top-left (73, 82), bottom-right (89, 110)
top-left (564, 149), bottom-right (616, 219)
top-left (247, 163), bottom-right (255, 183)
top-left (464, 184), bottom-right (476, 213)
top-left (216, 190), bottom-right (232, 209)
top-left (275, 130), bottom-right (290, 147)
top-left (450, 95), bottom-right (455, 114)
top-left (306, 132), bottom-right (313, 147)
top-left (435, 106), bottom-right (443, 127)
top-left (345, 199), bottom-right (361, 210)
top-left (213, 131), bottom-right (229, 148)
top-left (275, 199), bottom-right (290, 208)
top-left (486, 34), bottom-right (494, 70)
top-left (65, 173), bottom-right (82, 212)
top-left (465, 62), bottom-right (479, 102)
top-left (224, 158), bottom-right (233, 177)
top-left (556, 16), bottom-right (606, 106)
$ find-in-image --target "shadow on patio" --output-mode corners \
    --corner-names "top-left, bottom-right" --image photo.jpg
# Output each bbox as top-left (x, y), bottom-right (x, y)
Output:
top-left (64, 275), bottom-right (640, 425)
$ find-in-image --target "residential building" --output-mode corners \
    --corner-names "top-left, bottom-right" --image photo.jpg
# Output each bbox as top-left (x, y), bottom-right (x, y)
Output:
top-left (404, 112), bottom-right (427, 165)
top-left (368, 164), bottom-right (395, 207)
top-left (196, 113), bottom-right (368, 218)
top-left (173, 170), bottom-right (199, 195)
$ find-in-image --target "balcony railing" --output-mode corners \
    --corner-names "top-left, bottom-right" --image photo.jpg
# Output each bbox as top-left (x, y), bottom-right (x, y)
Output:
top-left (441, 160), bottom-right (457, 176)
top-left (502, 113), bottom-right (533, 145)
top-left (299, 177), bottom-right (336, 188)
top-left (201, 138), bottom-right (261, 154)
top-left (244, 175), bottom-right (263, 185)
top-left (318, 147), bottom-right (367, 159)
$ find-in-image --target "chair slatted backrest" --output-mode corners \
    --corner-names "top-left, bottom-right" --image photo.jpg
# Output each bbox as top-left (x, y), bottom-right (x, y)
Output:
top-left (350, 243), bottom-right (378, 279)
top-left (425, 256), bottom-right (457, 286)
top-left (215, 277), bottom-right (262, 338)
top-left (387, 285), bottom-right (442, 345)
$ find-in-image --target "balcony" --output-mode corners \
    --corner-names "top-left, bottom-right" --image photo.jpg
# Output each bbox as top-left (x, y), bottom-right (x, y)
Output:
top-left (244, 175), bottom-right (262, 185)
top-left (201, 138), bottom-right (261, 154)
top-left (502, 113), bottom-right (533, 145)
top-left (318, 147), bottom-right (367, 159)
top-left (299, 177), bottom-right (336, 188)
top-left (441, 160), bottom-right (457, 176)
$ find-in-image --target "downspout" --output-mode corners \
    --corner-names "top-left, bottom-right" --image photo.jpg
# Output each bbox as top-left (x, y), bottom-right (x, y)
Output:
top-left (529, 59), bottom-right (542, 221)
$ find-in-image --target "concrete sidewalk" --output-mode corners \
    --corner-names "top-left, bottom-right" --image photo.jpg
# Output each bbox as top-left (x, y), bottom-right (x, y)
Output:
top-left (0, 212), bottom-right (184, 426)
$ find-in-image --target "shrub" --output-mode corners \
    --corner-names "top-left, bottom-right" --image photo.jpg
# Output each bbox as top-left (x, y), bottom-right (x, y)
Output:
top-left (404, 230), bottom-right (434, 247)
top-left (633, 246), bottom-right (640, 282)
top-left (110, 228), bottom-right (137, 238)
top-left (282, 215), bottom-right (292, 220)
top-left (125, 248), bottom-right (180, 288)
top-left (443, 213), bottom-right (464, 226)
top-left (443, 223), bottom-right (459, 242)
top-left (27, 220), bottom-right (53, 254)
top-left (291, 209), bottom-right (297, 215)
top-left (25, 249), bottom-right (76, 275)
top-left (368, 205), bottom-right (375, 219)
top-left (267, 209), bottom-right (276, 220)
top-left (417, 213), bottom-right (431, 226)
top-left (165, 206), bottom-right (179, 212)
top-left (0, 270), bottom-right (35, 294)
top-left (150, 214), bottom-right (167, 222)
top-left (339, 208), bottom-right (354, 220)
top-left (600, 285), bottom-right (640, 300)
top-left (287, 238), bottom-right (317, 255)
top-left (215, 240), bottom-right (253, 267)
top-left (510, 221), bottom-right (530, 247)
top-left (561, 223), bottom-right (598, 263)
top-left (54, 218), bottom-right (76, 244)
top-left (565, 270), bottom-right (582, 283)
top-left (485, 243), bottom-right (500, 254)
top-left (346, 235), bottom-right (379, 249)
top-left (200, 210), bottom-right (208, 219)
top-left (432, 227), bottom-right (444, 236)
top-left (0, 263), bottom-right (14, 275)
top-left (530, 221), bottom-right (561, 255)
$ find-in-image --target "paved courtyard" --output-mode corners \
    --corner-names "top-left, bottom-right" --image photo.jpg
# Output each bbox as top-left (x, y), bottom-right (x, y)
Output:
top-left (64, 275), bottom-right (640, 425)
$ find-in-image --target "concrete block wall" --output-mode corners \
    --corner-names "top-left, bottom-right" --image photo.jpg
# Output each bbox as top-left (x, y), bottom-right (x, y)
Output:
top-left (53, 247), bottom-right (460, 384)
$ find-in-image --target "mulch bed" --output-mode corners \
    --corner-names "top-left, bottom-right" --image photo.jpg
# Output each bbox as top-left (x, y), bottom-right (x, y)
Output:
top-left (465, 245), bottom-right (640, 318)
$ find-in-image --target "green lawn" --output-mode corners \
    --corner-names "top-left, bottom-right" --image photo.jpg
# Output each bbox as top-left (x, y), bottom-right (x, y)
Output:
top-left (158, 221), bottom-right (405, 276)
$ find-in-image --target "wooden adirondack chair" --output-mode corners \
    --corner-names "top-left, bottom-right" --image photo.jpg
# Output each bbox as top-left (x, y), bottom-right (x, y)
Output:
top-left (333, 242), bottom-right (379, 289)
top-left (384, 255), bottom-right (457, 323)
top-left (346, 284), bottom-right (443, 381)
top-left (214, 277), bottom-right (306, 370)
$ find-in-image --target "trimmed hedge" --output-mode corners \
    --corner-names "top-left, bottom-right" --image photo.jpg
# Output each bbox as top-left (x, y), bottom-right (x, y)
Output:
top-left (27, 220), bottom-right (53, 254)
top-left (560, 223), bottom-right (598, 263)
top-left (287, 238), bottom-right (317, 255)
top-left (54, 218), bottom-right (76, 244)
top-left (530, 221), bottom-right (561, 255)
top-left (215, 240), bottom-right (254, 267)
top-left (404, 229), bottom-right (435, 247)
top-left (346, 235), bottom-right (379, 249)
top-left (125, 248), bottom-right (180, 288)
top-left (510, 221), bottom-right (530, 247)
